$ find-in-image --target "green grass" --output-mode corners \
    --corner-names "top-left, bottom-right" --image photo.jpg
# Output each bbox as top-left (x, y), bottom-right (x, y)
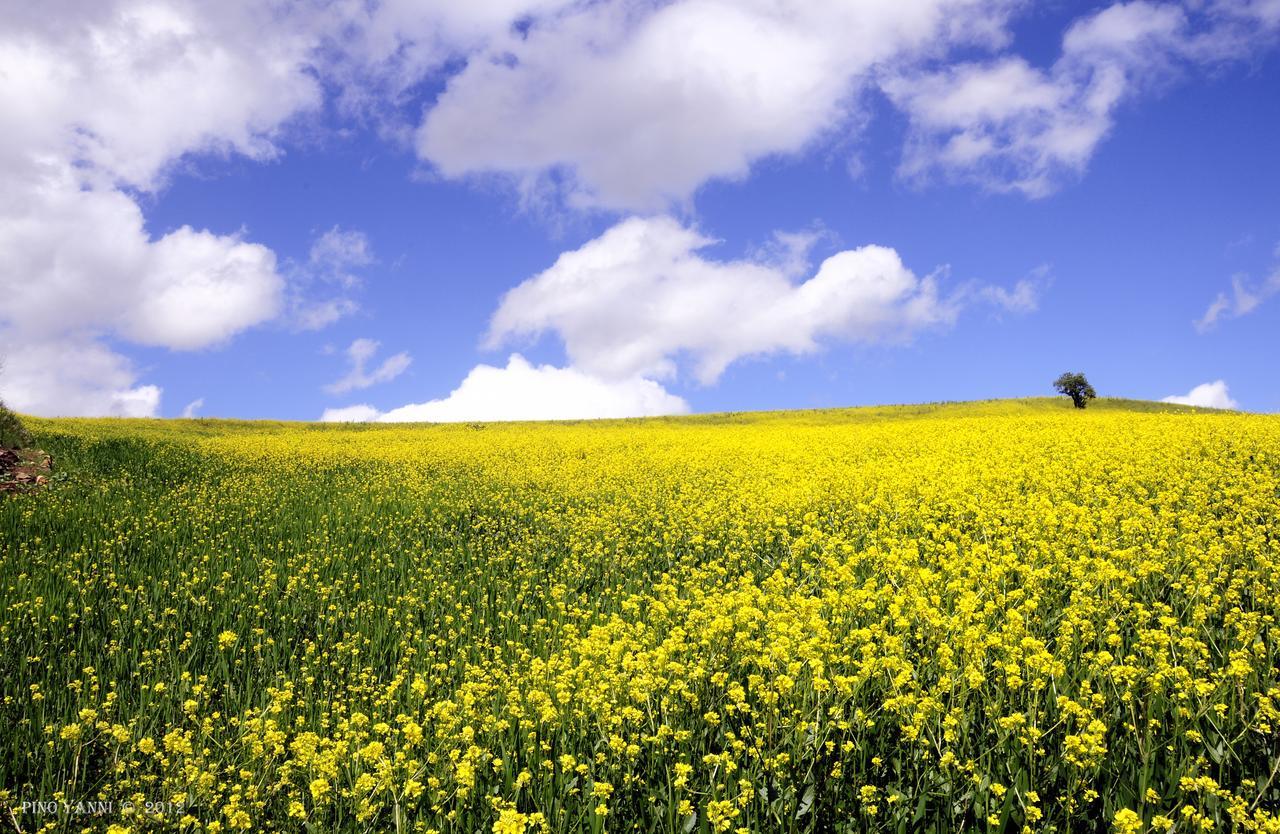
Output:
top-left (1, 399), bottom-right (1276, 833)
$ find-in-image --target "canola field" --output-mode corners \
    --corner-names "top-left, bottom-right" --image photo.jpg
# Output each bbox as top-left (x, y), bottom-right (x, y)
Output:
top-left (2, 398), bottom-right (1279, 834)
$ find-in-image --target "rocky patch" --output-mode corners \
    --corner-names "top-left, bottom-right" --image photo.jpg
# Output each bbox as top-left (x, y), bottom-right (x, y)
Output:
top-left (0, 448), bottom-right (53, 494)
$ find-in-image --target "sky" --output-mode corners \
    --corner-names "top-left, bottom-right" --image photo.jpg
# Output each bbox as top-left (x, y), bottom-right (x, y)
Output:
top-left (0, 0), bottom-right (1278, 422)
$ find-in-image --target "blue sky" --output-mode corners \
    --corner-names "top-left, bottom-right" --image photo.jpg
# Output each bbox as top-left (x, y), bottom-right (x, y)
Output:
top-left (1, 1), bottom-right (1277, 421)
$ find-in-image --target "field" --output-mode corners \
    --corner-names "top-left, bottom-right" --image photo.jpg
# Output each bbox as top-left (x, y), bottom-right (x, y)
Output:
top-left (2, 398), bottom-right (1279, 833)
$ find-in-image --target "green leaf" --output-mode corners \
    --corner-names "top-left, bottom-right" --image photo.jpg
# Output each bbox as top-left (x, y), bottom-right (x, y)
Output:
top-left (796, 785), bottom-right (815, 818)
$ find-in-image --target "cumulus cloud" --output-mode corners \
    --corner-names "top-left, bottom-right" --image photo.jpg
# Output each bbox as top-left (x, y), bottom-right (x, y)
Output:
top-left (885, 1), bottom-right (1280, 195)
top-left (8, 0), bottom-right (1265, 419)
top-left (122, 227), bottom-right (284, 350)
top-left (324, 338), bottom-right (412, 394)
top-left (416, 0), bottom-right (1021, 209)
top-left (0, 169), bottom-right (285, 414)
top-left (181, 398), bottom-right (205, 419)
top-left (0, 1), bottom-right (322, 192)
top-left (486, 216), bottom-right (1031, 384)
top-left (0, 1), bottom-right (336, 416)
top-left (326, 0), bottom-right (579, 112)
top-left (0, 171), bottom-right (283, 349)
top-left (1162, 380), bottom-right (1238, 409)
top-left (0, 338), bottom-right (160, 418)
top-left (0, 0), bottom-right (742, 418)
top-left (322, 355), bottom-right (689, 423)
top-left (402, 0), bottom-right (1280, 207)
top-left (322, 216), bottom-right (1037, 424)
top-left (324, 216), bottom-right (1035, 424)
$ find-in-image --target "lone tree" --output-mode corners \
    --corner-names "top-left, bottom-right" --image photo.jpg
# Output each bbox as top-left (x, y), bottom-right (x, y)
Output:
top-left (1054, 372), bottom-right (1097, 409)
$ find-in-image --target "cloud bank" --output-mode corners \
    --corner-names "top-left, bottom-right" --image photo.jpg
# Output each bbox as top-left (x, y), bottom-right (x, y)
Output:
top-left (1162, 380), bottom-right (1239, 409)
top-left (324, 217), bottom-right (1035, 422)
top-left (8, 0), bottom-right (1267, 417)
top-left (0, 172), bottom-right (284, 415)
top-left (487, 217), bottom-right (1030, 384)
top-left (321, 355), bottom-right (689, 423)
top-left (409, 0), bottom-right (1280, 206)
top-left (0, 1), bottom-right (328, 415)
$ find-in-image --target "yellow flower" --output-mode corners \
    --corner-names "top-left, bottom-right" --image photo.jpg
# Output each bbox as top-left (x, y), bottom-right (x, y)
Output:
top-left (1113, 808), bottom-right (1143, 834)
top-left (493, 808), bottom-right (528, 834)
top-left (10, 399), bottom-right (1280, 834)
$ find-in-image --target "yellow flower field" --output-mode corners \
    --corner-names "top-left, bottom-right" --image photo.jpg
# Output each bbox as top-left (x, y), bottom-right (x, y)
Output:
top-left (2, 398), bottom-right (1279, 833)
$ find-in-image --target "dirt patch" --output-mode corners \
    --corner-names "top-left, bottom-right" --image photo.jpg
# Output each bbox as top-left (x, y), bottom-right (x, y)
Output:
top-left (0, 448), bottom-right (53, 494)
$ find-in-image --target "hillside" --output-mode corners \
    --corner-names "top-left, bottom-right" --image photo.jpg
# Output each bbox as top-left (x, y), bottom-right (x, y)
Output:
top-left (2, 399), bottom-right (1278, 832)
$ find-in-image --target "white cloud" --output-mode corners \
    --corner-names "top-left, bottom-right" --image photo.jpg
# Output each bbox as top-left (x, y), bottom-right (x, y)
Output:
top-left (0, 168), bottom-right (285, 414)
top-left (0, 338), bottom-right (160, 418)
top-left (286, 226), bottom-right (374, 331)
top-left (320, 403), bottom-right (384, 423)
top-left (293, 298), bottom-right (363, 332)
top-left (0, 170), bottom-right (282, 348)
top-left (885, 1), bottom-right (1280, 195)
top-left (1162, 380), bottom-right (1238, 409)
top-left (401, 0), bottom-right (1280, 207)
top-left (1196, 266), bottom-right (1280, 331)
top-left (748, 228), bottom-right (833, 279)
top-left (7, 0), bottom-right (1267, 420)
top-left (327, 0), bottom-right (579, 112)
top-left (885, 3), bottom-right (1178, 195)
top-left (323, 355), bottom-right (689, 423)
top-left (308, 227), bottom-right (374, 288)
top-left (416, 0), bottom-right (1021, 209)
top-left (181, 398), bottom-right (205, 419)
top-left (981, 277), bottom-right (1043, 313)
top-left (325, 338), bottom-right (412, 394)
top-left (324, 217), bottom-right (1033, 425)
top-left (486, 216), bottom-right (1029, 384)
top-left (0, 1), bottom-right (322, 192)
top-left (122, 227), bottom-right (284, 350)
top-left (0, 1), bottom-right (338, 416)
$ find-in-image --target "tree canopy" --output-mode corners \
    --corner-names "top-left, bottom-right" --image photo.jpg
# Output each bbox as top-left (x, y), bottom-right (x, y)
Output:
top-left (1054, 372), bottom-right (1097, 409)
